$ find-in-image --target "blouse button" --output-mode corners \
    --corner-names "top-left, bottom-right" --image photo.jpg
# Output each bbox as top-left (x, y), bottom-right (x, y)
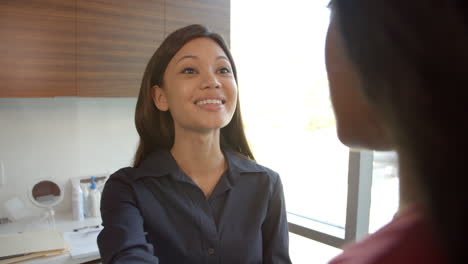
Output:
top-left (207, 247), bottom-right (215, 256)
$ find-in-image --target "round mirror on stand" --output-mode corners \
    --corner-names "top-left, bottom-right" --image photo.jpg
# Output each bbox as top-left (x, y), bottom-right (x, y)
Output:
top-left (28, 180), bottom-right (63, 229)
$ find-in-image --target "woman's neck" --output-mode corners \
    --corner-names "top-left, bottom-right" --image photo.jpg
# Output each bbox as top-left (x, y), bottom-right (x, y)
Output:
top-left (170, 128), bottom-right (226, 181)
top-left (396, 150), bottom-right (427, 216)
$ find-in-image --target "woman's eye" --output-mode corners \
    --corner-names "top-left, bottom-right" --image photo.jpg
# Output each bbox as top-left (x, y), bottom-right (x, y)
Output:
top-left (181, 68), bottom-right (197, 74)
top-left (218, 67), bottom-right (231, 74)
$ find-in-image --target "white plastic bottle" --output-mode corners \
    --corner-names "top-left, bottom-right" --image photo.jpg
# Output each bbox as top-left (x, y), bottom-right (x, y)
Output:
top-left (72, 180), bottom-right (84, 221)
top-left (81, 183), bottom-right (89, 218)
top-left (87, 176), bottom-right (101, 218)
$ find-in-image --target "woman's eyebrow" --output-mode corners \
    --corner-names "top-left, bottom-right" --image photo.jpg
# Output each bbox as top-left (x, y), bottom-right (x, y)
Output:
top-left (176, 55), bottom-right (229, 64)
top-left (177, 55), bottom-right (198, 63)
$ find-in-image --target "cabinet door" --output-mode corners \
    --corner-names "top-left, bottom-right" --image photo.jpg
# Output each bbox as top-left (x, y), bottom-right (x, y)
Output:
top-left (77, 0), bottom-right (164, 97)
top-left (165, 0), bottom-right (230, 45)
top-left (0, 0), bottom-right (76, 97)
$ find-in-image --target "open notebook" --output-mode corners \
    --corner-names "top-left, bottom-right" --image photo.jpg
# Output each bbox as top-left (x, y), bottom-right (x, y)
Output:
top-left (63, 226), bottom-right (102, 259)
top-left (0, 230), bottom-right (68, 264)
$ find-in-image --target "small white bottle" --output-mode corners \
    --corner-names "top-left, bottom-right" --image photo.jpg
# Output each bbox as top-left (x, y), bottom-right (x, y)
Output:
top-left (72, 181), bottom-right (84, 221)
top-left (87, 177), bottom-right (101, 218)
top-left (81, 183), bottom-right (89, 218)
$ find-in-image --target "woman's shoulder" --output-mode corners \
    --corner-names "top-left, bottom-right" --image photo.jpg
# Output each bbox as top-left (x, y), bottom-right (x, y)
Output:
top-left (329, 209), bottom-right (447, 264)
top-left (225, 150), bottom-right (281, 184)
top-left (226, 150), bottom-right (278, 173)
top-left (102, 166), bottom-right (157, 199)
top-left (107, 166), bottom-right (152, 184)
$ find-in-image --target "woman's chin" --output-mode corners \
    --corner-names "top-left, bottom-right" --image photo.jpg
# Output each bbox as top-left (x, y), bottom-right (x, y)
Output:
top-left (337, 128), bottom-right (394, 151)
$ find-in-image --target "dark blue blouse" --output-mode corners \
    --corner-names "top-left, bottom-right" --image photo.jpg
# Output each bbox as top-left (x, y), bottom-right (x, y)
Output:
top-left (97, 149), bottom-right (291, 264)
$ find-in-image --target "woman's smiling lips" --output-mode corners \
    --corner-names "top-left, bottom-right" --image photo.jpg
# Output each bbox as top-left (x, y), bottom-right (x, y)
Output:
top-left (194, 97), bottom-right (226, 111)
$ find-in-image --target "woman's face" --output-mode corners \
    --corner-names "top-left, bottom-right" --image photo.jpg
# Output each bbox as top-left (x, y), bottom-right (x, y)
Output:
top-left (153, 37), bottom-right (237, 134)
top-left (325, 15), bottom-right (393, 150)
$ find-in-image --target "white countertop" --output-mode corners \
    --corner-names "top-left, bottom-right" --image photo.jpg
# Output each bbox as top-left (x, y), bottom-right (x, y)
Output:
top-left (0, 213), bottom-right (101, 264)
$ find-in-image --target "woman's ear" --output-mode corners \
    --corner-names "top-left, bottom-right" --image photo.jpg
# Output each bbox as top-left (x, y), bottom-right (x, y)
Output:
top-left (152, 85), bottom-right (169, 111)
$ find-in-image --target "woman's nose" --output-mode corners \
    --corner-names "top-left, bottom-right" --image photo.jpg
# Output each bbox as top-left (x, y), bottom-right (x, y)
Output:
top-left (201, 72), bottom-right (221, 89)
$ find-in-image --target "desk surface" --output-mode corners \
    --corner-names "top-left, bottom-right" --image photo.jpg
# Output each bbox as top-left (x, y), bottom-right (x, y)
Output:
top-left (0, 213), bottom-right (101, 264)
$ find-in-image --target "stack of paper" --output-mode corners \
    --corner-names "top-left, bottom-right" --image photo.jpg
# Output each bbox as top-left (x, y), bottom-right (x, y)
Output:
top-left (63, 227), bottom-right (102, 259)
top-left (0, 230), bottom-right (68, 264)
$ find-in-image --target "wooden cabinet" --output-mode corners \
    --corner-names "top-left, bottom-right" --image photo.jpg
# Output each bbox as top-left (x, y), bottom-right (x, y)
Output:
top-left (0, 0), bottom-right (76, 97)
top-left (165, 0), bottom-right (230, 45)
top-left (77, 0), bottom-right (164, 97)
top-left (0, 0), bottom-right (230, 98)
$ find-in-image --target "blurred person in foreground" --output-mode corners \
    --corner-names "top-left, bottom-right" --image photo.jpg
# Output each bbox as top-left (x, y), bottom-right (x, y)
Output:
top-left (325, 1), bottom-right (468, 263)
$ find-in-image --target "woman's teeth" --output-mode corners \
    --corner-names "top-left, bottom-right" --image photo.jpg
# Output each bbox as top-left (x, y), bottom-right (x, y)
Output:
top-left (196, 99), bottom-right (223, 105)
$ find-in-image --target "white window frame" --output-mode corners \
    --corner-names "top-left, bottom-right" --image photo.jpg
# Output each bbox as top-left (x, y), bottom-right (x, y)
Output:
top-left (288, 151), bottom-right (374, 248)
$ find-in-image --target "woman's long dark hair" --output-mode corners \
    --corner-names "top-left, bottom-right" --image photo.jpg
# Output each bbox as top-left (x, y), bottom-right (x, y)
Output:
top-left (133, 24), bottom-right (254, 167)
top-left (331, 1), bottom-right (468, 263)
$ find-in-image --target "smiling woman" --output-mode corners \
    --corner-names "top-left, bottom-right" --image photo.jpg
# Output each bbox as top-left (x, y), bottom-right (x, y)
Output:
top-left (97, 24), bottom-right (292, 264)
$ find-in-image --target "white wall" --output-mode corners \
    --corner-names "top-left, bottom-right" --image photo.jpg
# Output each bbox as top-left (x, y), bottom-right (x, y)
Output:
top-left (0, 97), bottom-right (139, 218)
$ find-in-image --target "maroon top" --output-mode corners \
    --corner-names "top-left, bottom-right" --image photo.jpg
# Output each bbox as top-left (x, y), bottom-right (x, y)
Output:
top-left (329, 208), bottom-right (447, 264)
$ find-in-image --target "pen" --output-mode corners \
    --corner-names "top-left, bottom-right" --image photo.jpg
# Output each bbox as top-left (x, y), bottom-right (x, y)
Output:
top-left (73, 225), bottom-right (100, 232)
